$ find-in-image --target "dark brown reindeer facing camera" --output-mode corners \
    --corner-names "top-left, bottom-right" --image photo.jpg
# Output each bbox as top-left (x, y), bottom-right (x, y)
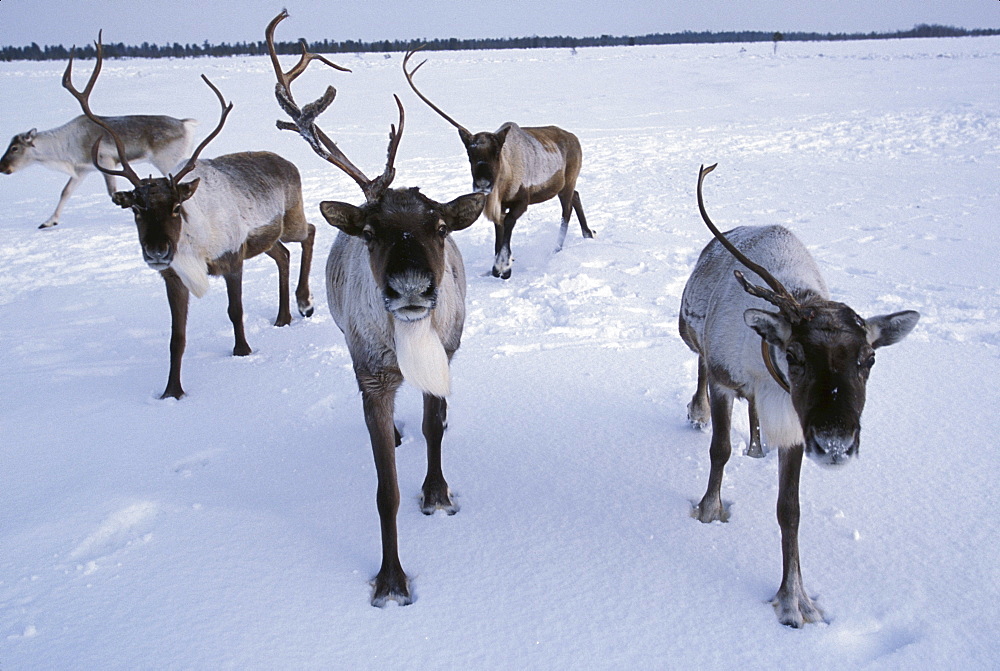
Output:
top-left (403, 47), bottom-right (593, 279)
top-left (63, 35), bottom-right (315, 400)
top-left (679, 164), bottom-right (919, 627)
top-left (266, 11), bottom-right (485, 607)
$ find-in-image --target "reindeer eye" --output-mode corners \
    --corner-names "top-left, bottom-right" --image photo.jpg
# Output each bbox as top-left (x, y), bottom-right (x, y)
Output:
top-left (785, 343), bottom-right (805, 367)
top-left (860, 352), bottom-right (876, 369)
top-left (437, 224), bottom-right (448, 239)
top-left (172, 204), bottom-right (182, 216)
top-left (362, 229), bottom-right (375, 244)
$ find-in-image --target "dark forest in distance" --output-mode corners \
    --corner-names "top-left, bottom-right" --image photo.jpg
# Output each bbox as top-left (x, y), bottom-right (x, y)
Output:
top-left (2, 23), bottom-right (997, 62)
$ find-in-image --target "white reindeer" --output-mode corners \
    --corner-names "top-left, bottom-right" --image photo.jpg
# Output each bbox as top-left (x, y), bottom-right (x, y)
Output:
top-left (1, 114), bottom-right (197, 229)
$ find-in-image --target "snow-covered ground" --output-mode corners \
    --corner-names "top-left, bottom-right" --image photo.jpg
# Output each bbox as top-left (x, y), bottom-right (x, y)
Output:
top-left (1, 36), bottom-right (998, 669)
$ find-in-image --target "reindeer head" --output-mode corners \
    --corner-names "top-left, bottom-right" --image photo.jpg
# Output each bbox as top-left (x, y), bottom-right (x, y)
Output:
top-left (268, 12), bottom-right (484, 324)
top-left (403, 48), bottom-right (506, 195)
top-left (62, 33), bottom-right (231, 271)
top-left (459, 127), bottom-right (510, 194)
top-left (321, 188), bottom-right (483, 322)
top-left (0, 129), bottom-right (38, 174)
top-left (698, 164), bottom-right (919, 466)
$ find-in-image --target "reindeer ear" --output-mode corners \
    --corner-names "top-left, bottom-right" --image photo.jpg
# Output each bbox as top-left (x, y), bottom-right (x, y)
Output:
top-left (111, 191), bottom-right (135, 209)
top-left (744, 308), bottom-right (792, 347)
top-left (25, 128), bottom-right (38, 143)
top-left (440, 193), bottom-right (485, 232)
top-left (494, 125), bottom-right (510, 148)
top-left (176, 178), bottom-right (200, 202)
top-left (458, 128), bottom-right (473, 147)
top-left (866, 310), bottom-right (920, 348)
top-left (320, 201), bottom-right (365, 235)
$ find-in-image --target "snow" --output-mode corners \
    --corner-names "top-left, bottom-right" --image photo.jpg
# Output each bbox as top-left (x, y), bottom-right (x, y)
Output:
top-left (2, 36), bottom-right (999, 668)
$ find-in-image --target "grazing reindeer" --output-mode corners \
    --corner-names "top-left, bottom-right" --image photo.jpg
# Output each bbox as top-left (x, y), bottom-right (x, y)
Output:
top-left (679, 164), bottom-right (919, 627)
top-left (403, 48), bottom-right (593, 279)
top-left (266, 11), bottom-right (485, 606)
top-left (63, 36), bottom-right (315, 400)
top-left (1, 114), bottom-right (197, 229)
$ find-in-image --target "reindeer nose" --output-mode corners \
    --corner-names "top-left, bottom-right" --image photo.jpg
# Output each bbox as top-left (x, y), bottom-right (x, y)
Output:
top-left (384, 269), bottom-right (436, 321)
top-left (807, 429), bottom-right (858, 466)
top-left (143, 245), bottom-right (173, 268)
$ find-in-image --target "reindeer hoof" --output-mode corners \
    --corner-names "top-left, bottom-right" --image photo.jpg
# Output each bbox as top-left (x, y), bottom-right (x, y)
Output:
top-left (746, 441), bottom-right (765, 458)
top-left (420, 489), bottom-right (459, 515)
top-left (371, 571), bottom-right (412, 607)
top-left (772, 590), bottom-right (825, 628)
top-left (160, 387), bottom-right (185, 400)
top-left (38, 221), bottom-right (58, 229)
top-left (233, 344), bottom-right (252, 357)
top-left (299, 305), bottom-right (314, 318)
top-left (692, 497), bottom-right (729, 523)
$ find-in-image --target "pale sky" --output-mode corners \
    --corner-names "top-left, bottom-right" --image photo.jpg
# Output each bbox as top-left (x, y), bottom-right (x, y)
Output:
top-left (1, 0), bottom-right (996, 48)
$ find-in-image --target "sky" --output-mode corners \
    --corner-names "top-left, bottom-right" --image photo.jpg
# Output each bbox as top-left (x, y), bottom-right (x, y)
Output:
top-left (1, 0), bottom-right (997, 48)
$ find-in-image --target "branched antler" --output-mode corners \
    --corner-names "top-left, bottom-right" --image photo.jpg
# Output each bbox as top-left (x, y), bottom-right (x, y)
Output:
top-left (64, 31), bottom-right (233, 189)
top-left (266, 9), bottom-right (402, 202)
top-left (62, 32), bottom-right (142, 186)
top-left (171, 74), bottom-right (233, 185)
top-left (402, 46), bottom-right (470, 136)
top-left (697, 164), bottom-right (804, 318)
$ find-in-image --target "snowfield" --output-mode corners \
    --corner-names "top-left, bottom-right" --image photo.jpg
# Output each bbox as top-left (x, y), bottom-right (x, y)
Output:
top-left (1, 35), bottom-right (998, 669)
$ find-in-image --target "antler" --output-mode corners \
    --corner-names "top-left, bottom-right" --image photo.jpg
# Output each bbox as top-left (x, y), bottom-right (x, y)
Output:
top-left (402, 46), bottom-right (471, 136)
top-left (169, 74), bottom-right (233, 185)
top-left (62, 32), bottom-right (142, 186)
top-left (697, 164), bottom-right (802, 316)
top-left (266, 10), bottom-right (402, 202)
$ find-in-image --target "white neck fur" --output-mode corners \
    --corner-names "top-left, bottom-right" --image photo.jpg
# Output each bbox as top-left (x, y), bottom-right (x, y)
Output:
top-left (394, 317), bottom-right (450, 397)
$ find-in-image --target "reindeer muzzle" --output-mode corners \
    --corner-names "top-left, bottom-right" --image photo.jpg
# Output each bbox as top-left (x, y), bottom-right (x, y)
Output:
top-left (142, 245), bottom-right (174, 270)
top-left (805, 428), bottom-right (859, 467)
top-left (384, 269), bottom-right (437, 322)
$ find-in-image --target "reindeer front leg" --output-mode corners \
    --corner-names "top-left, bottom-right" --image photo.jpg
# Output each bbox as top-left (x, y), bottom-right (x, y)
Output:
top-left (492, 194), bottom-right (528, 279)
top-left (773, 443), bottom-right (825, 627)
top-left (161, 269), bottom-right (189, 399)
top-left (40, 172), bottom-right (84, 229)
top-left (420, 393), bottom-right (458, 515)
top-left (360, 373), bottom-right (411, 607)
top-left (693, 385), bottom-right (733, 523)
top-left (747, 399), bottom-right (765, 458)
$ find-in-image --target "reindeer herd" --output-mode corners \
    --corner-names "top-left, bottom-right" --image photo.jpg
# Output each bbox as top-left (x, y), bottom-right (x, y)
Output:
top-left (2, 12), bottom-right (919, 626)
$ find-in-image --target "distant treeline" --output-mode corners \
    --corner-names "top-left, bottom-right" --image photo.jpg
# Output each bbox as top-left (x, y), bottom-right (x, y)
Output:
top-left (2, 23), bottom-right (997, 62)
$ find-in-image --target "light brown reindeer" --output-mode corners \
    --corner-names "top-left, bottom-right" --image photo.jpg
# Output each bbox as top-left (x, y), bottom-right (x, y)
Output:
top-left (403, 48), bottom-right (592, 279)
top-left (63, 35), bottom-right (315, 400)
top-left (680, 164), bottom-right (919, 626)
top-left (266, 11), bottom-right (485, 606)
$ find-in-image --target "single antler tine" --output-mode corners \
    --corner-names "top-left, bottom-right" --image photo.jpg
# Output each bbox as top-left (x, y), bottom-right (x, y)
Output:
top-left (265, 9), bottom-right (291, 87)
top-left (385, 94), bottom-right (405, 171)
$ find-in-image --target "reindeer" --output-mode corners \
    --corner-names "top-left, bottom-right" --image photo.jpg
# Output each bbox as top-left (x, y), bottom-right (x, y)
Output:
top-left (63, 36), bottom-right (315, 400)
top-left (402, 48), bottom-right (593, 279)
top-left (266, 11), bottom-right (485, 606)
top-left (679, 164), bottom-right (920, 627)
top-left (1, 113), bottom-right (197, 229)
